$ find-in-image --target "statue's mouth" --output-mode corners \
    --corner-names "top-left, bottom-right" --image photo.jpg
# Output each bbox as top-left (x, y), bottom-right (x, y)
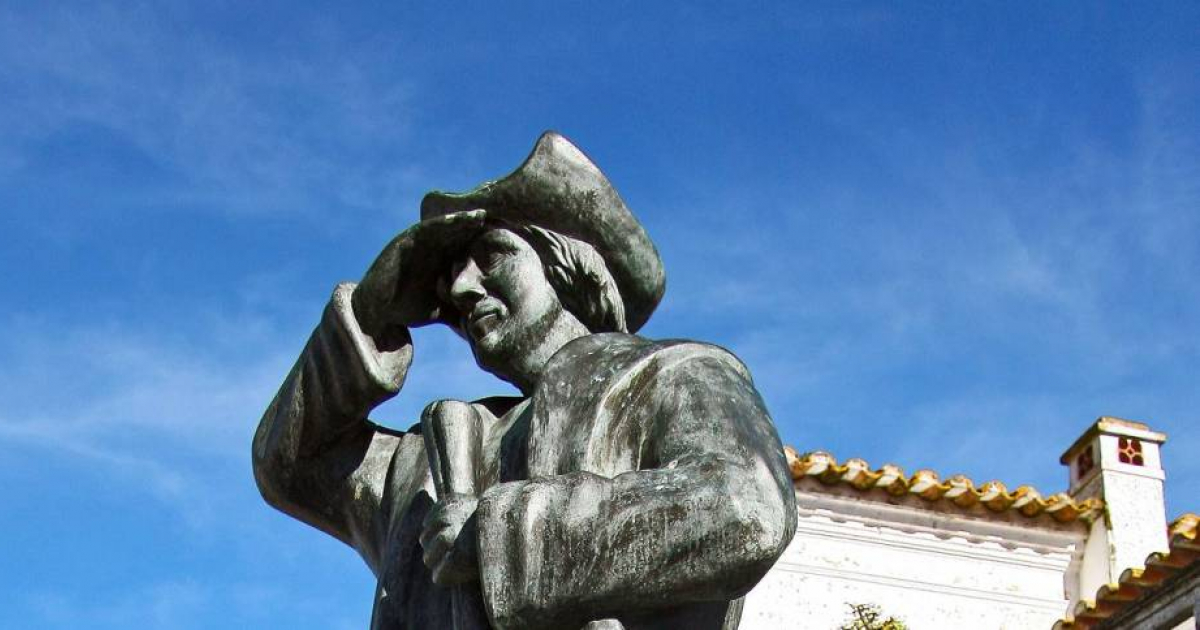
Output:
top-left (467, 303), bottom-right (504, 340)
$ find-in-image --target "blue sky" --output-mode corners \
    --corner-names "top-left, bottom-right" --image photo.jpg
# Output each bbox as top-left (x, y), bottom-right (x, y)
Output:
top-left (1, 2), bottom-right (1197, 628)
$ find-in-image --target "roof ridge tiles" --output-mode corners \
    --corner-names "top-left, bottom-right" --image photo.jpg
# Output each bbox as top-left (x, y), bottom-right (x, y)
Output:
top-left (784, 446), bottom-right (1104, 524)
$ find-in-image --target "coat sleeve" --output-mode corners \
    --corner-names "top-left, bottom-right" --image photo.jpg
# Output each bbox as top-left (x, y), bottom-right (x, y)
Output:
top-left (473, 349), bottom-right (798, 630)
top-left (252, 282), bottom-right (418, 575)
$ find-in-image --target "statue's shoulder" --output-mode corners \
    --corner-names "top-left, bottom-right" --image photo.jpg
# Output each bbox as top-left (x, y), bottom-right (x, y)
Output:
top-left (546, 333), bottom-right (752, 386)
top-left (640, 336), bottom-right (752, 382)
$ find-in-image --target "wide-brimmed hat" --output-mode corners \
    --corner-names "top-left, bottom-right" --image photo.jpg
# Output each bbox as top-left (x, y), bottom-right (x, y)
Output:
top-left (360, 131), bottom-right (664, 334)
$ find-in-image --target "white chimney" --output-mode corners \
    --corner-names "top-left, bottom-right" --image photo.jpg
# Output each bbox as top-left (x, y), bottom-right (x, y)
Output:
top-left (1060, 417), bottom-right (1169, 600)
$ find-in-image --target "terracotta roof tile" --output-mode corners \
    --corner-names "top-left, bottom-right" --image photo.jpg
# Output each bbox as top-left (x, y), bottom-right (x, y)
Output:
top-left (1054, 513), bottom-right (1199, 630)
top-left (785, 447), bottom-right (1104, 524)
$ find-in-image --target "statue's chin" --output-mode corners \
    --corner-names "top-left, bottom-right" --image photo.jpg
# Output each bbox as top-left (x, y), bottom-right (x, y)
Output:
top-left (468, 303), bottom-right (573, 391)
top-left (469, 334), bottom-right (519, 382)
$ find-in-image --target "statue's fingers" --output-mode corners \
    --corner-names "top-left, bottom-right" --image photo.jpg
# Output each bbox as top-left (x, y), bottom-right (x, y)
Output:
top-left (431, 557), bottom-right (460, 586)
top-left (438, 208), bottom-right (487, 225)
top-left (430, 555), bottom-right (452, 585)
top-left (415, 209), bottom-right (488, 244)
top-left (411, 208), bottom-right (481, 230)
top-left (431, 544), bottom-right (476, 586)
top-left (421, 531), bottom-right (450, 570)
top-left (421, 537), bottom-right (437, 567)
top-left (418, 524), bottom-right (432, 551)
top-left (419, 513), bottom-right (448, 550)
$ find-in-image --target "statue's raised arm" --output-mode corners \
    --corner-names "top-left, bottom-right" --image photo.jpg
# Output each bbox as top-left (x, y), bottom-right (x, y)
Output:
top-left (252, 280), bottom-right (414, 571)
top-left (253, 132), bottom-right (796, 630)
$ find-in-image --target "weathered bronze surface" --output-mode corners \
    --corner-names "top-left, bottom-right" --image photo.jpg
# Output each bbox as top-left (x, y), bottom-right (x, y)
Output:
top-left (253, 132), bottom-right (797, 629)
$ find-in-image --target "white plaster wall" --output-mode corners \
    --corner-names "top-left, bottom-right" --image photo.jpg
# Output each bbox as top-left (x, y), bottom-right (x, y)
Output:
top-left (742, 506), bottom-right (1078, 630)
top-left (1076, 516), bottom-right (1113, 604)
top-left (1099, 471), bottom-right (1169, 582)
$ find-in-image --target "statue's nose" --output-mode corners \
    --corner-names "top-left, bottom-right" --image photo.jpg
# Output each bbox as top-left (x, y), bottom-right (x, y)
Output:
top-left (449, 259), bottom-right (486, 309)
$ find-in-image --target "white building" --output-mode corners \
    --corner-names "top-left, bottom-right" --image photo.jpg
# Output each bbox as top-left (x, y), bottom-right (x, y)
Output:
top-left (743, 417), bottom-right (1198, 630)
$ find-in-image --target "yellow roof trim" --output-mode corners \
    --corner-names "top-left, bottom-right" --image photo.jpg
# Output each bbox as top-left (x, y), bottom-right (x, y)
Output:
top-left (785, 447), bottom-right (1104, 524)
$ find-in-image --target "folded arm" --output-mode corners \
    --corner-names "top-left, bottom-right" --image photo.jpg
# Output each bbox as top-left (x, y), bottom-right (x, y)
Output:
top-left (474, 352), bottom-right (798, 629)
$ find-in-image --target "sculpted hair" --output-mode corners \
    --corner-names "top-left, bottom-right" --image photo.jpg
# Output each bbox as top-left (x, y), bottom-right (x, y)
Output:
top-left (518, 225), bottom-right (628, 334)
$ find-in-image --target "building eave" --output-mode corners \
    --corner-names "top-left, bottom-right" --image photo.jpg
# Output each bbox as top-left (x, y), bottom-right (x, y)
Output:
top-left (785, 447), bottom-right (1105, 526)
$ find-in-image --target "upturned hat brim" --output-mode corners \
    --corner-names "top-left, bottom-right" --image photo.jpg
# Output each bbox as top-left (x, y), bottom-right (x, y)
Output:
top-left (419, 131), bottom-right (665, 332)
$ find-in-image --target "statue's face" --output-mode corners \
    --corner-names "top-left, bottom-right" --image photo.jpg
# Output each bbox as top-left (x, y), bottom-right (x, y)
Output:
top-left (446, 227), bottom-right (564, 377)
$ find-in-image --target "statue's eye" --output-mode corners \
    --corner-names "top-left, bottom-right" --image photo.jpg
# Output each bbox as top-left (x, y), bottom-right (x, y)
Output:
top-left (478, 249), bottom-right (510, 272)
top-left (471, 231), bottom-right (521, 273)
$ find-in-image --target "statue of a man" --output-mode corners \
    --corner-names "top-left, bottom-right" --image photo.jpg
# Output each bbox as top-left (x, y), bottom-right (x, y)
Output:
top-left (253, 132), bottom-right (797, 630)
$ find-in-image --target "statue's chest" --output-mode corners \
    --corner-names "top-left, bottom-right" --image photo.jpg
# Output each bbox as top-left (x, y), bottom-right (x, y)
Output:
top-left (497, 375), bottom-right (644, 483)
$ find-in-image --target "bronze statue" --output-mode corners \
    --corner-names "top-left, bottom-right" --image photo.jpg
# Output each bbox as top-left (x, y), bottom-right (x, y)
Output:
top-left (253, 132), bottom-right (797, 629)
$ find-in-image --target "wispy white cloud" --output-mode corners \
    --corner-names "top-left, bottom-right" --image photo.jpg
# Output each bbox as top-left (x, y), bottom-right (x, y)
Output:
top-left (0, 294), bottom-right (510, 529)
top-left (0, 3), bottom-right (424, 219)
top-left (0, 320), bottom-right (276, 528)
top-left (648, 52), bottom-right (1200, 515)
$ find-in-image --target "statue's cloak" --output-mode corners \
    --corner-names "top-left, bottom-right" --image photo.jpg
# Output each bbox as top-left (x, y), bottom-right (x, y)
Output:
top-left (254, 286), bottom-right (796, 630)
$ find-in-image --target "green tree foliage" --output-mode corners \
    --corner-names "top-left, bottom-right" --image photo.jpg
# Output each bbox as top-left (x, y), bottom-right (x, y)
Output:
top-left (839, 603), bottom-right (909, 630)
